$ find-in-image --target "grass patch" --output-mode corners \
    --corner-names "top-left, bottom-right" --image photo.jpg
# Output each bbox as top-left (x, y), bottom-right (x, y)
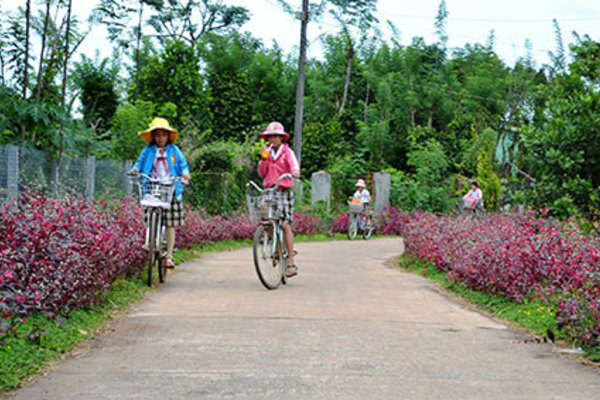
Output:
top-left (0, 278), bottom-right (149, 393)
top-left (398, 255), bottom-right (559, 340)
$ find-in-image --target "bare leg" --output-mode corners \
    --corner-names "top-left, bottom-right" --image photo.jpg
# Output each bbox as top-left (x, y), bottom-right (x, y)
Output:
top-left (282, 221), bottom-right (294, 267)
top-left (166, 227), bottom-right (175, 266)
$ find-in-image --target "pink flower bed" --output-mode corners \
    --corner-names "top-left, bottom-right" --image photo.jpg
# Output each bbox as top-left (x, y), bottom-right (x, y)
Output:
top-left (0, 193), bottom-right (146, 338)
top-left (402, 211), bottom-right (600, 348)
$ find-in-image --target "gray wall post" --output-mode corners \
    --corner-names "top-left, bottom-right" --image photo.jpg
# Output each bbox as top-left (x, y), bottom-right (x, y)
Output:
top-left (6, 145), bottom-right (19, 201)
top-left (124, 160), bottom-right (133, 195)
top-left (293, 178), bottom-right (303, 207)
top-left (311, 171), bottom-right (331, 211)
top-left (85, 156), bottom-right (96, 200)
top-left (374, 171), bottom-right (391, 212)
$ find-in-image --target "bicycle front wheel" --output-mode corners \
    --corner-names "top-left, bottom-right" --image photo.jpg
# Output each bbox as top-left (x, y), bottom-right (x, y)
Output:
top-left (147, 209), bottom-right (160, 287)
top-left (347, 215), bottom-right (358, 240)
top-left (253, 224), bottom-right (283, 290)
top-left (362, 223), bottom-right (374, 240)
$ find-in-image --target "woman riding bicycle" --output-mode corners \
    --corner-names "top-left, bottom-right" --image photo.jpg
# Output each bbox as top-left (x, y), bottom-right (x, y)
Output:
top-left (257, 121), bottom-right (300, 278)
top-left (130, 117), bottom-right (191, 269)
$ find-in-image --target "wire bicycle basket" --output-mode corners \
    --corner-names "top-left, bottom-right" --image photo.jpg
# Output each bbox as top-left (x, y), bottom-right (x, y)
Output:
top-left (132, 178), bottom-right (175, 209)
top-left (348, 200), bottom-right (364, 213)
top-left (246, 192), bottom-right (272, 222)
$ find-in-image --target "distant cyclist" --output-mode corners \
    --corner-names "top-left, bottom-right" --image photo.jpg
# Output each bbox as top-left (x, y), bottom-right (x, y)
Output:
top-left (462, 180), bottom-right (483, 214)
top-left (258, 121), bottom-right (300, 278)
top-left (352, 179), bottom-right (372, 226)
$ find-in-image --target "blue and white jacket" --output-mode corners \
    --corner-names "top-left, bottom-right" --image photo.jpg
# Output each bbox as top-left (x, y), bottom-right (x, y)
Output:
top-left (133, 144), bottom-right (190, 202)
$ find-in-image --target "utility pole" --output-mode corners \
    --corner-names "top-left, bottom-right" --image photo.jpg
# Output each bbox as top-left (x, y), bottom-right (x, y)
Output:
top-left (293, 0), bottom-right (309, 167)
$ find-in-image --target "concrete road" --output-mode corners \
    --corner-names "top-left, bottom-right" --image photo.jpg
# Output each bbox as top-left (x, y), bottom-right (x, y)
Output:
top-left (8, 238), bottom-right (600, 399)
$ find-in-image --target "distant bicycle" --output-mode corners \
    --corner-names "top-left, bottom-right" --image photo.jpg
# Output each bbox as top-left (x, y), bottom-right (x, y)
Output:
top-left (128, 172), bottom-right (187, 286)
top-left (246, 173), bottom-right (293, 290)
top-left (459, 200), bottom-right (486, 218)
top-left (347, 198), bottom-right (374, 240)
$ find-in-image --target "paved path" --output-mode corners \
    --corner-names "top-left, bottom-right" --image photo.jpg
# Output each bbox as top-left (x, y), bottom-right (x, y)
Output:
top-left (8, 238), bottom-right (600, 399)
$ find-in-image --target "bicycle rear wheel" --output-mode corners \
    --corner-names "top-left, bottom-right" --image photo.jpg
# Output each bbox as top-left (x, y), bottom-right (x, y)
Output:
top-left (253, 224), bottom-right (283, 290)
top-left (158, 255), bottom-right (167, 283)
top-left (147, 209), bottom-right (160, 286)
top-left (347, 215), bottom-right (358, 240)
top-left (278, 232), bottom-right (288, 285)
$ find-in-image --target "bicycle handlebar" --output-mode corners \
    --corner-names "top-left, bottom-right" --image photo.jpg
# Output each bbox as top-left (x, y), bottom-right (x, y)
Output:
top-left (127, 172), bottom-right (188, 185)
top-left (247, 173), bottom-right (294, 193)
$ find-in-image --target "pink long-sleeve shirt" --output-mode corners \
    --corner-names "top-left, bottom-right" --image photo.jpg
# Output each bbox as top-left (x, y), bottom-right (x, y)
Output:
top-left (258, 143), bottom-right (300, 189)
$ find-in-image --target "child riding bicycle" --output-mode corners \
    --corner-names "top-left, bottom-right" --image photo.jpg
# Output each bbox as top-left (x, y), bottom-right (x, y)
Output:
top-left (258, 121), bottom-right (300, 278)
top-left (352, 179), bottom-right (372, 226)
top-left (462, 180), bottom-right (484, 215)
top-left (130, 118), bottom-right (191, 269)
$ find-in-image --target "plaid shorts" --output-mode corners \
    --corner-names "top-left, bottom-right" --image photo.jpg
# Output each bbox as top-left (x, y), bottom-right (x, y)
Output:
top-left (273, 189), bottom-right (294, 223)
top-left (163, 198), bottom-right (185, 227)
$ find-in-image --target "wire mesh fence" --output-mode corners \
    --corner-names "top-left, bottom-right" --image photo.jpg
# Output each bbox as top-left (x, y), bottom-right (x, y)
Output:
top-left (0, 146), bottom-right (8, 203)
top-left (0, 145), bottom-right (134, 202)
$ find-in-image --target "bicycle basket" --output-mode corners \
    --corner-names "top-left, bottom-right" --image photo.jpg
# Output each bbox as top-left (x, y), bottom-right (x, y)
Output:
top-left (348, 202), bottom-right (364, 213)
top-left (246, 193), bottom-right (271, 222)
top-left (138, 180), bottom-right (175, 209)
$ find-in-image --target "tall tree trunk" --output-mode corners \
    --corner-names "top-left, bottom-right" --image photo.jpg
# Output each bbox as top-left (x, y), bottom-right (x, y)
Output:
top-left (135, 0), bottom-right (144, 101)
top-left (293, 0), bottom-right (309, 168)
top-left (21, 0), bottom-right (32, 140)
top-left (35, 0), bottom-right (52, 102)
top-left (364, 82), bottom-right (370, 122)
top-left (60, 0), bottom-right (72, 108)
top-left (338, 39), bottom-right (354, 117)
top-left (58, 0), bottom-right (73, 167)
top-left (23, 0), bottom-right (31, 100)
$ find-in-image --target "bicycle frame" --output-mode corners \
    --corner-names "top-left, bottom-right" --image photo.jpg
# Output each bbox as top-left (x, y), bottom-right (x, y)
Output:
top-left (247, 173), bottom-right (293, 289)
top-left (347, 200), bottom-right (373, 240)
top-left (128, 172), bottom-right (187, 286)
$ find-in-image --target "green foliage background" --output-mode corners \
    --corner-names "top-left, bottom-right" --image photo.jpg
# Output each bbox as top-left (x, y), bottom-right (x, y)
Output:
top-left (0, 1), bottom-right (598, 221)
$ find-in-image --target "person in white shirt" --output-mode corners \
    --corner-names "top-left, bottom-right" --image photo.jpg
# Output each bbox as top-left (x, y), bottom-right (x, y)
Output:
top-left (462, 181), bottom-right (483, 213)
top-left (352, 179), bottom-right (372, 226)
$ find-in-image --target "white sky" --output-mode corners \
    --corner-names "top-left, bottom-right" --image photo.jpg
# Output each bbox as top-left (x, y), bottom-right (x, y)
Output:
top-left (232, 0), bottom-right (600, 67)
top-left (3, 0), bottom-right (600, 68)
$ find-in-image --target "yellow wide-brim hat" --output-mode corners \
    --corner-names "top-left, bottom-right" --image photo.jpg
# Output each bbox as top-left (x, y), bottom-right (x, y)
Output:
top-left (138, 117), bottom-right (179, 144)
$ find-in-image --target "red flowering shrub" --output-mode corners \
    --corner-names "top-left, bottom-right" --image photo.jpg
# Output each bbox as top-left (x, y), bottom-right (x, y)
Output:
top-left (377, 207), bottom-right (411, 235)
top-left (292, 212), bottom-right (323, 234)
top-left (176, 208), bottom-right (256, 247)
top-left (0, 192), bottom-right (146, 339)
top-left (402, 211), bottom-right (600, 349)
top-left (331, 212), bottom-right (349, 233)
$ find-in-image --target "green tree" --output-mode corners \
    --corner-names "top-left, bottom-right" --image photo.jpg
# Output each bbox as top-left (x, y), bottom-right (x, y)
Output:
top-left (137, 39), bottom-right (209, 130)
top-left (200, 32), bottom-right (258, 142)
top-left (301, 118), bottom-right (348, 176)
top-left (147, 0), bottom-right (250, 46)
top-left (106, 100), bottom-right (157, 160)
top-left (521, 37), bottom-right (600, 223)
top-left (71, 54), bottom-right (120, 135)
top-left (93, 0), bottom-right (163, 100)
top-left (399, 139), bottom-right (455, 213)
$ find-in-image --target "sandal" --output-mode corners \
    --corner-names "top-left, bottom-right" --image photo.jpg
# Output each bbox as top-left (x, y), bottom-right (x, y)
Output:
top-left (165, 257), bottom-right (175, 269)
top-left (286, 265), bottom-right (298, 278)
